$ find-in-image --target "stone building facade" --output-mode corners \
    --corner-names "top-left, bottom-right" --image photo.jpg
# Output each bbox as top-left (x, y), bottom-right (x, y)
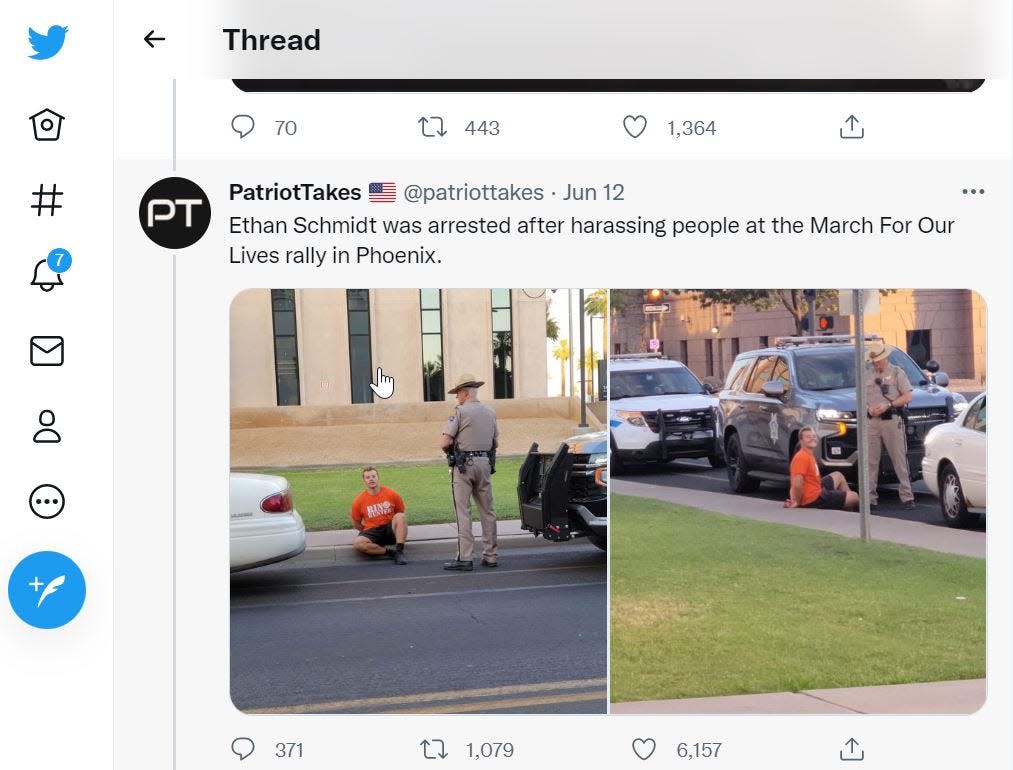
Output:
top-left (231, 288), bottom-right (550, 408)
top-left (613, 290), bottom-right (986, 383)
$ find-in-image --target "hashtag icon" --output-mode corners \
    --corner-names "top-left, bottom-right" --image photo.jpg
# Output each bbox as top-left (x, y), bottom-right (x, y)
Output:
top-left (31, 184), bottom-right (64, 216)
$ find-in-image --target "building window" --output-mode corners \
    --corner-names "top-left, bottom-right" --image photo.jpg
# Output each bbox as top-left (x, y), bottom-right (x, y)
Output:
top-left (907, 329), bottom-right (932, 368)
top-left (705, 339), bottom-right (715, 377)
top-left (421, 289), bottom-right (445, 401)
top-left (679, 340), bottom-right (688, 364)
top-left (731, 337), bottom-right (741, 357)
top-left (271, 290), bottom-right (300, 406)
top-left (759, 335), bottom-right (770, 348)
top-left (491, 289), bottom-right (513, 399)
top-left (347, 289), bottom-right (373, 404)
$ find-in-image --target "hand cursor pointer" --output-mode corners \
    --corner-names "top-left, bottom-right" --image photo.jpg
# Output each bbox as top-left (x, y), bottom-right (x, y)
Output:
top-left (369, 367), bottom-right (395, 399)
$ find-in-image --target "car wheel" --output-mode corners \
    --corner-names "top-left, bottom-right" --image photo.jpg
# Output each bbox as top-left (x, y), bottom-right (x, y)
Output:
top-left (939, 462), bottom-right (979, 528)
top-left (609, 438), bottom-right (629, 476)
top-left (611, 456), bottom-right (628, 476)
top-left (587, 533), bottom-right (607, 551)
top-left (726, 433), bottom-right (760, 493)
top-left (708, 453), bottom-right (727, 469)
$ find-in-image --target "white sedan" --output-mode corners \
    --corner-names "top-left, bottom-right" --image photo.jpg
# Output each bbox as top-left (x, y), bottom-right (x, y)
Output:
top-left (230, 473), bottom-right (306, 571)
top-left (922, 392), bottom-right (986, 528)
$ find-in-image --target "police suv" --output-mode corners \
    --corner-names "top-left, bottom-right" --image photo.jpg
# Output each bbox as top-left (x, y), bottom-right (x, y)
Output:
top-left (718, 335), bottom-right (967, 493)
top-left (608, 353), bottom-right (724, 474)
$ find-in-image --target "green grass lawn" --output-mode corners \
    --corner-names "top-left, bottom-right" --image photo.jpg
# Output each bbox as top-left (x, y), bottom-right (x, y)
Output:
top-left (610, 495), bottom-right (986, 703)
top-left (249, 457), bottom-right (523, 531)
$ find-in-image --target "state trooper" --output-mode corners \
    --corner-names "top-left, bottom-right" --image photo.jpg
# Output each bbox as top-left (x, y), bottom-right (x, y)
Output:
top-left (440, 373), bottom-right (499, 571)
top-left (864, 339), bottom-right (915, 510)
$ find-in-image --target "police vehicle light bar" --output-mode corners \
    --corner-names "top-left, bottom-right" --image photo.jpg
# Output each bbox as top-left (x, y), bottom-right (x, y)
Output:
top-left (774, 334), bottom-right (884, 348)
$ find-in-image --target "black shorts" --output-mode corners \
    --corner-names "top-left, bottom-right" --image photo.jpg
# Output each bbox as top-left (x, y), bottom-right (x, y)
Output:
top-left (805, 475), bottom-right (847, 510)
top-left (359, 522), bottom-right (396, 546)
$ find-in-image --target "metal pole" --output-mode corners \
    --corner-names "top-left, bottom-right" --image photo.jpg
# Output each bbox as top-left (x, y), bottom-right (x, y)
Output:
top-left (567, 289), bottom-right (574, 397)
top-left (579, 289), bottom-right (588, 427)
top-left (804, 288), bottom-right (817, 336)
top-left (854, 289), bottom-right (871, 542)
top-left (589, 316), bottom-right (596, 401)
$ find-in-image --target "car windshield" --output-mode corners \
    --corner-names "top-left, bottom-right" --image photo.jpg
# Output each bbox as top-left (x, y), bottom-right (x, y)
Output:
top-left (611, 367), bottom-right (705, 399)
top-left (795, 347), bottom-right (930, 391)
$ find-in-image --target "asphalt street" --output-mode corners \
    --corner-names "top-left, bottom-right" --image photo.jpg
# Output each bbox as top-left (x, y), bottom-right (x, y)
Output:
top-left (616, 458), bottom-right (985, 531)
top-left (230, 543), bottom-right (606, 714)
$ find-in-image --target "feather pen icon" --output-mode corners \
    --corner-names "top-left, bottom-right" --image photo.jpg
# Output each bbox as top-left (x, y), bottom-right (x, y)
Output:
top-left (38, 575), bottom-right (66, 607)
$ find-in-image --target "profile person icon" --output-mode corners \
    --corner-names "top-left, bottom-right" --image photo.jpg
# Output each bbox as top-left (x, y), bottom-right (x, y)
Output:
top-left (33, 409), bottom-right (61, 444)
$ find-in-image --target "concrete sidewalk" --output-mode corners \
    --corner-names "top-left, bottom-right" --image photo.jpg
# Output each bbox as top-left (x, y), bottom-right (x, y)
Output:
top-left (613, 479), bottom-right (984, 558)
top-left (294, 519), bottom-right (558, 567)
top-left (610, 678), bottom-right (986, 714)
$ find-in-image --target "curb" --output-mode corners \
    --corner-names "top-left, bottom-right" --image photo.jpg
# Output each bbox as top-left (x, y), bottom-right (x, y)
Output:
top-left (290, 532), bottom-right (560, 568)
top-left (610, 678), bottom-right (986, 715)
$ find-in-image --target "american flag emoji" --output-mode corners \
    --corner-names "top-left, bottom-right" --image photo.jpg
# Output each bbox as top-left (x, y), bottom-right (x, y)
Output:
top-left (368, 182), bottom-right (397, 203)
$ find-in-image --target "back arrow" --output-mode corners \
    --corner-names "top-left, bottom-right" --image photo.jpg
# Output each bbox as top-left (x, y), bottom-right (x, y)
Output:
top-left (144, 30), bottom-right (166, 48)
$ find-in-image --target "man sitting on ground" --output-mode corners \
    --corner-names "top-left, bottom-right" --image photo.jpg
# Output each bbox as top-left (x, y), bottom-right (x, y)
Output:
top-left (783, 426), bottom-right (859, 511)
top-left (350, 467), bottom-right (408, 565)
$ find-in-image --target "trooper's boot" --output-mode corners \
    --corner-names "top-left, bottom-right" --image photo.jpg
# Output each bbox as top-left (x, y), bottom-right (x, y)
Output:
top-left (442, 560), bottom-right (473, 571)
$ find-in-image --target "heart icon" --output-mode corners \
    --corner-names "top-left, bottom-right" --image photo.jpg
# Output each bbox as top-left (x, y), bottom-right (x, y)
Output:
top-left (623, 115), bottom-right (647, 138)
top-left (632, 738), bottom-right (656, 760)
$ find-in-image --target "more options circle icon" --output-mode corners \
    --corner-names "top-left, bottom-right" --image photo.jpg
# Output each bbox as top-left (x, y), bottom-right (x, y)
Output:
top-left (8, 551), bottom-right (86, 629)
top-left (29, 484), bottom-right (65, 519)
top-left (138, 176), bottom-right (211, 249)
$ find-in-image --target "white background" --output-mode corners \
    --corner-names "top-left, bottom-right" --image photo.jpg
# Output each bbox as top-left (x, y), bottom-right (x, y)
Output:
top-left (1, 1), bottom-right (1010, 768)
top-left (127, 147), bottom-right (1010, 769)
top-left (2, 2), bottom-right (114, 767)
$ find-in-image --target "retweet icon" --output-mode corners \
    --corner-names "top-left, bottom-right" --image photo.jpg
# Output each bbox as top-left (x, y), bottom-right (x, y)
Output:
top-left (28, 25), bottom-right (68, 60)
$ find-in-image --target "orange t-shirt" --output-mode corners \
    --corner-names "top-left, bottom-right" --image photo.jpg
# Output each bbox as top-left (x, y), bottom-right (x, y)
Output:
top-left (789, 450), bottom-right (822, 506)
top-left (350, 487), bottom-right (405, 530)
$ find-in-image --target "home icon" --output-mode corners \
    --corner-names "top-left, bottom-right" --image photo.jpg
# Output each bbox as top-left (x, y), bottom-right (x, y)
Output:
top-left (29, 108), bottom-right (65, 141)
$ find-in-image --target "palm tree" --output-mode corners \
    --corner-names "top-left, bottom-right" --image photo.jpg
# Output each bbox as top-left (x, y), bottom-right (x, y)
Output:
top-left (552, 339), bottom-right (570, 396)
top-left (584, 289), bottom-right (609, 359)
top-left (492, 331), bottom-right (513, 398)
top-left (422, 355), bottom-right (444, 400)
top-left (546, 314), bottom-right (560, 341)
top-left (585, 346), bottom-right (599, 397)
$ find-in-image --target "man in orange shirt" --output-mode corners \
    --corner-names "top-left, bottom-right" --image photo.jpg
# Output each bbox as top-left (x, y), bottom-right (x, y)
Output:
top-left (350, 467), bottom-right (409, 565)
top-left (784, 426), bottom-right (858, 511)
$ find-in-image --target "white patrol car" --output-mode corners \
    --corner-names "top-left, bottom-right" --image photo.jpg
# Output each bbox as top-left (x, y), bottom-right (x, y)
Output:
top-left (608, 353), bottom-right (724, 474)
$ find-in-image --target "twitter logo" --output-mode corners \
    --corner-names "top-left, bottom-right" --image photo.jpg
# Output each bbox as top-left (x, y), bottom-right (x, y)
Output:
top-left (28, 25), bottom-right (68, 60)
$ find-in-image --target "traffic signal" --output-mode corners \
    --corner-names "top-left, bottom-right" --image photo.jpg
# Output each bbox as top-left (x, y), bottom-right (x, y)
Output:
top-left (818, 315), bottom-right (834, 332)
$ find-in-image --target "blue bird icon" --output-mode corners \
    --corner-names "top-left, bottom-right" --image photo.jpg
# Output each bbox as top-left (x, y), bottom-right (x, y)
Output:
top-left (28, 25), bottom-right (68, 60)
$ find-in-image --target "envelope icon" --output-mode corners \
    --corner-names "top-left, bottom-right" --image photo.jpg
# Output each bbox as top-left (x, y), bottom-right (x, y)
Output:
top-left (30, 336), bottom-right (64, 366)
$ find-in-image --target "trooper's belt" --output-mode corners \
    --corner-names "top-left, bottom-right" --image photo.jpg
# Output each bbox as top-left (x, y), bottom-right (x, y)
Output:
top-left (461, 450), bottom-right (490, 457)
top-left (870, 408), bottom-right (899, 420)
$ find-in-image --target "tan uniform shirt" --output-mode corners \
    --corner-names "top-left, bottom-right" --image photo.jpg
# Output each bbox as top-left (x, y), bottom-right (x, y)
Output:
top-left (865, 363), bottom-right (912, 410)
top-left (442, 399), bottom-right (499, 451)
